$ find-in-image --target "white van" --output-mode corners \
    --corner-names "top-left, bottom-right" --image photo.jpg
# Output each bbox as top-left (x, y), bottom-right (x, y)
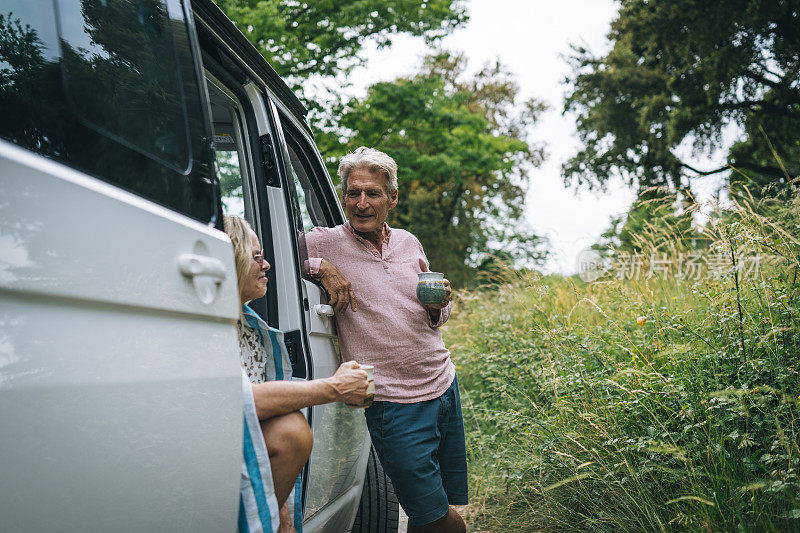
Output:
top-left (0, 0), bottom-right (397, 531)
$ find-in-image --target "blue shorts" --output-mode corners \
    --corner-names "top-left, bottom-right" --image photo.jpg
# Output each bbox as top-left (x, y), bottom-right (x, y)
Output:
top-left (364, 375), bottom-right (468, 526)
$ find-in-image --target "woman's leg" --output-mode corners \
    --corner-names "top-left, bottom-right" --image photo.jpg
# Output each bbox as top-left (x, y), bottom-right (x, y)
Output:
top-left (260, 411), bottom-right (313, 506)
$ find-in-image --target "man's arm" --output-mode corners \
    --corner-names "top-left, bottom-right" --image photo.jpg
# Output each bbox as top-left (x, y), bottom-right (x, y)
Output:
top-left (300, 230), bottom-right (357, 314)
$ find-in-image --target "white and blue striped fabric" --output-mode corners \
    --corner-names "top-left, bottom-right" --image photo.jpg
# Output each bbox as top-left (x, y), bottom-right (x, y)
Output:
top-left (238, 305), bottom-right (304, 533)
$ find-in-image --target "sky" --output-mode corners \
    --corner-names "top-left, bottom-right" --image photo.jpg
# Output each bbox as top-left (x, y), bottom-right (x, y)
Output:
top-left (344, 0), bottom-right (634, 273)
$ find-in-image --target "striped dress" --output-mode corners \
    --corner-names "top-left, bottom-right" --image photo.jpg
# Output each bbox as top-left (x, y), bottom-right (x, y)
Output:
top-left (238, 304), bottom-right (304, 533)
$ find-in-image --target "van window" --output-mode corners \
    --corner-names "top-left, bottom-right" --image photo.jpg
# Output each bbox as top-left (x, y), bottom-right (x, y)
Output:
top-left (287, 142), bottom-right (328, 233)
top-left (206, 76), bottom-right (255, 222)
top-left (0, 0), bottom-right (217, 224)
top-left (282, 124), bottom-right (341, 278)
top-left (216, 141), bottom-right (246, 218)
top-left (56, 0), bottom-right (191, 172)
top-left (205, 72), bottom-right (276, 322)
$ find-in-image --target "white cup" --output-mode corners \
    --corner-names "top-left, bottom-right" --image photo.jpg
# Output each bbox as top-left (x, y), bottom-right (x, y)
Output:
top-left (347, 364), bottom-right (374, 408)
top-left (361, 365), bottom-right (375, 407)
top-left (359, 365), bottom-right (375, 396)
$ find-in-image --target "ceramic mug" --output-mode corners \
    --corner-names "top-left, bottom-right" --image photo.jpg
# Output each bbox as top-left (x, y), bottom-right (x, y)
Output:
top-left (417, 272), bottom-right (446, 305)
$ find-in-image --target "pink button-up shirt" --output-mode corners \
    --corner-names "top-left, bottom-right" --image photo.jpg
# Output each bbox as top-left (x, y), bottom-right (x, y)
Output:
top-left (305, 222), bottom-right (455, 403)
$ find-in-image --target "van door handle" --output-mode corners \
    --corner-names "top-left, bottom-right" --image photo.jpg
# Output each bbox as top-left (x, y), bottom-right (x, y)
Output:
top-left (314, 304), bottom-right (335, 317)
top-left (178, 254), bottom-right (227, 281)
top-left (178, 254), bottom-right (227, 304)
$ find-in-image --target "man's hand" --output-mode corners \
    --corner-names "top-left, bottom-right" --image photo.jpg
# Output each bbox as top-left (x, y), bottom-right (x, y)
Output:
top-left (325, 361), bottom-right (369, 404)
top-left (418, 258), bottom-right (451, 311)
top-left (426, 278), bottom-right (452, 310)
top-left (317, 259), bottom-right (357, 314)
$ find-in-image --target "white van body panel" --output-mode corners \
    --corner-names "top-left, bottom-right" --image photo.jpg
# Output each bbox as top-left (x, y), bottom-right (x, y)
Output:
top-left (0, 140), bottom-right (243, 530)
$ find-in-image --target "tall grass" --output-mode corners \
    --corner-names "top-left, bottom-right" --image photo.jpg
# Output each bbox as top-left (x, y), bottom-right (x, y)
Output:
top-left (447, 194), bottom-right (800, 531)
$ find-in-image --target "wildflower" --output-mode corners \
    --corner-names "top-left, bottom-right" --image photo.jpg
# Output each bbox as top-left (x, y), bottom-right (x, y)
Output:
top-left (636, 316), bottom-right (647, 326)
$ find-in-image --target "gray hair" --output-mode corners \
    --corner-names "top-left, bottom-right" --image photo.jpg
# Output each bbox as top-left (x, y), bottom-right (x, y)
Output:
top-left (337, 147), bottom-right (398, 195)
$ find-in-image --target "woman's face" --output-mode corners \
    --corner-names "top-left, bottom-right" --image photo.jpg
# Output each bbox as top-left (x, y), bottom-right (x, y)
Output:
top-left (241, 229), bottom-right (270, 303)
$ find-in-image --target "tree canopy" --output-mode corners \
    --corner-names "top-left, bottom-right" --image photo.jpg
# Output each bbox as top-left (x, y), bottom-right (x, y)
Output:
top-left (317, 52), bottom-right (548, 286)
top-left (564, 0), bottom-right (800, 198)
top-left (216, 0), bottom-right (468, 80)
top-left (214, 3), bottom-right (549, 282)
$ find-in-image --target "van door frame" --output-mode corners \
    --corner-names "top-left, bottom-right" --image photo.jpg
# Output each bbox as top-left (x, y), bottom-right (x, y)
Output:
top-left (197, 28), bottom-right (279, 325)
top-left (194, 12), bottom-right (319, 512)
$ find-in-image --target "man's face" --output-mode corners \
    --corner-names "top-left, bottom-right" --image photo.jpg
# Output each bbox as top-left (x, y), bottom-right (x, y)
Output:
top-left (343, 168), bottom-right (398, 236)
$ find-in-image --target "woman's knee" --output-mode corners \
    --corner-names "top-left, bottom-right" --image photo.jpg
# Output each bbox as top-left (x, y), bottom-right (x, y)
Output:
top-left (287, 412), bottom-right (313, 457)
top-left (263, 411), bottom-right (313, 459)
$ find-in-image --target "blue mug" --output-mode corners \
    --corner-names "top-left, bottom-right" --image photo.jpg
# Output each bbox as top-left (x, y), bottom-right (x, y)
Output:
top-left (417, 272), bottom-right (446, 305)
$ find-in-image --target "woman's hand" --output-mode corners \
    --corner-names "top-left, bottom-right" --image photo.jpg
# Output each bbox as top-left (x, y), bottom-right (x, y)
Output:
top-left (325, 361), bottom-right (369, 404)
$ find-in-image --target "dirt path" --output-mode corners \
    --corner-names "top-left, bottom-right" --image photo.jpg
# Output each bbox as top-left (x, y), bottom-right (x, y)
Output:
top-left (398, 506), bottom-right (409, 532)
top-left (398, 505), bottom-right (480, 532)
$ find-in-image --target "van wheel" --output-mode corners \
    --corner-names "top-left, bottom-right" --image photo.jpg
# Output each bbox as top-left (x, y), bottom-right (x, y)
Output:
top-left (352, 446), bottom-right (399, 533)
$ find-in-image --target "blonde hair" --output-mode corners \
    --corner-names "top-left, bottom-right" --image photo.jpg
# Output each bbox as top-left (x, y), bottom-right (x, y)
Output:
top-left (338, 146), bottom-right (398, 195)
top-left (223, 215), bottom-right (254, 303)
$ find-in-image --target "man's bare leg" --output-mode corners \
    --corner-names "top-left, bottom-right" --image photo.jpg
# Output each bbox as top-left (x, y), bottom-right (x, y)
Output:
top-left (260, 411), bottom-right (313, 505)
top-left (408, 507), bottom-right (466, 533)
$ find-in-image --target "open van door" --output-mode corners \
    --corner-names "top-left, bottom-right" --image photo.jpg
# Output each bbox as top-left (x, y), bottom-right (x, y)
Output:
top-left (0, 1), bottom-right (242, 530)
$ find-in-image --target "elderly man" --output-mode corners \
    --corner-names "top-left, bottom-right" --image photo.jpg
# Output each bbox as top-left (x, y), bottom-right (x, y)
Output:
top-left (304, 147), bottom-right (468, 533)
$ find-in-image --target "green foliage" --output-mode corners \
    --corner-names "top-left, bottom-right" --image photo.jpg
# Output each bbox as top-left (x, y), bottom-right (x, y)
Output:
top-left (215, 0), bottom-right (467, 80)
top-left (447, 194), bottom-right (800, 531)
top-left (317, 52), bottom-right (548, 287)
top-left (594, 188), bottom-right (701, 254)
top-left (564, 0), bottom-right (800, 197)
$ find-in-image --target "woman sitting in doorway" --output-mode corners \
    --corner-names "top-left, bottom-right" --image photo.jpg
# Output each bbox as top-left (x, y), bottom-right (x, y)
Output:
top-left (224, 215), bottom-right (369, 533)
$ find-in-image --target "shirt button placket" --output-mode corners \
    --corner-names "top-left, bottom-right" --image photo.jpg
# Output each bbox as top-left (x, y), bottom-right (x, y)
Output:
top-left (381, 250), bottom-right (389, 272)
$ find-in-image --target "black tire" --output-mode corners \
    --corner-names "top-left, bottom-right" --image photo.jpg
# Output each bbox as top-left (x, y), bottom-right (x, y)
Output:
top-left (351, 446), bottom-right (399, 533)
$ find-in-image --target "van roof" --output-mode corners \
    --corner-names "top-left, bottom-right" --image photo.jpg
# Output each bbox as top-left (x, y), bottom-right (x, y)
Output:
top-left (192, 0), bottom-right (309, 130)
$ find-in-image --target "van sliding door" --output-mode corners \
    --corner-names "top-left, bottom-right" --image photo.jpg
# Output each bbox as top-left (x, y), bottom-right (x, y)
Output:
top-left (0, 1), bottom-right (242, 530)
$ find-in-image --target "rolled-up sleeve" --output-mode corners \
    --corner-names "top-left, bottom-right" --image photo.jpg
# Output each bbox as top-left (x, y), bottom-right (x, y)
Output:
top-left (300, 229), bottom-right (326, 277)
top-left (304, 257), bottom-right (322, 276)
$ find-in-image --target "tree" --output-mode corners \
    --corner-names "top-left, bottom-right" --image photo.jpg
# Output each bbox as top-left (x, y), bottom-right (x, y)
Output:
top-left (215, 0), bottom-right (467, 81)
top-left (564, 0), bottom-right (800, 198)
top-left (318, 52), bottom-right (548, 287)
top-left (593, 188), bottom-right (700, 255)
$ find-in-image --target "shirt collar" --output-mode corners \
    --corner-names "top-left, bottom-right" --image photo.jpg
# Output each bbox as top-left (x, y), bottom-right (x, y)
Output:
top-left (344, 221), bottom-right (392, 247)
